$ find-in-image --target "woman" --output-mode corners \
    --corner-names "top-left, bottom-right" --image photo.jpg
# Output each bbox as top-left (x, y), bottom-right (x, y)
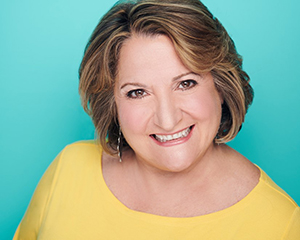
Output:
top-left (14, 0), bottom-right (300, 239)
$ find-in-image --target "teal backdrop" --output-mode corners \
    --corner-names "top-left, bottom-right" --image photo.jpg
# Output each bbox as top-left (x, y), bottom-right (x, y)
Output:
top-left (1, 0), bottom-right (299, 239)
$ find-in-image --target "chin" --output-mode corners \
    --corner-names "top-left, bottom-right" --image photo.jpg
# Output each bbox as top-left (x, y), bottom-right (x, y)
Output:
top-left (152, 151), bottom-right (199, 173)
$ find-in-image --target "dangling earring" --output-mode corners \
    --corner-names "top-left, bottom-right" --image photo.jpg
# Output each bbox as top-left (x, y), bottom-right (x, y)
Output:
top-left (117, 127), bottom-right (122, 163)
top-left (214, 135), bottom-right (220, 146)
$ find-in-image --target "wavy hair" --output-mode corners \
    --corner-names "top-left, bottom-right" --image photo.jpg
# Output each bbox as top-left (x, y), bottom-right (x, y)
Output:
top-left (79, 0), bottom-right (253, 154)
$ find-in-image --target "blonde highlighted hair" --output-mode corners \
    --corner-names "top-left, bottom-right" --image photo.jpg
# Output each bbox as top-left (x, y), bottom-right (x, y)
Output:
top-left (79, 0), bottom-right (253, 154)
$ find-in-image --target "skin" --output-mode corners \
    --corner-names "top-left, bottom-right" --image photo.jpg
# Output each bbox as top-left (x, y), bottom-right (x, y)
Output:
top-left (102, 34), bottom-right (260, 217)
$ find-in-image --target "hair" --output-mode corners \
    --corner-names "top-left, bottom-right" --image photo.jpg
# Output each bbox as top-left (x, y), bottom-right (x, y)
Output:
top-left (79, 0), bottom-right (253, 154)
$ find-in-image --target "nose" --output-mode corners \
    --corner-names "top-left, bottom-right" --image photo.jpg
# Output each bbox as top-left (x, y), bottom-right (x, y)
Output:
top-left (153, 94), bottom-right (182, 131)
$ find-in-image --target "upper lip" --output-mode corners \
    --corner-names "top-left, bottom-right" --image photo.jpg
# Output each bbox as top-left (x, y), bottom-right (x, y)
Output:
top-left (151, 125), bottom-right (193, 136)
top-left (150, 125), bottom-right (194, 141)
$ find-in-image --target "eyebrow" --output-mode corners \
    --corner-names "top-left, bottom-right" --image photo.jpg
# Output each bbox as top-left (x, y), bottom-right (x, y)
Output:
top-left (120, 72), bottom-right (199, 90)
top-left (120, 82), bottom-right (147, 90)
top-left (172, 72), bottom-right (198, 81)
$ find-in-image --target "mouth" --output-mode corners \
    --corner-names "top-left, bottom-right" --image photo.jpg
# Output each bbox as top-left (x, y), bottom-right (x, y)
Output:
top-left (151, 125), bottom-right (194, 143)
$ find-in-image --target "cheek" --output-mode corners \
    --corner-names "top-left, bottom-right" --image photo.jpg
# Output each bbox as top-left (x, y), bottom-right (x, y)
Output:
top-left (117, 102), bottom-right (151, 134)
top-left (185, 91), bottom-right (222, 121)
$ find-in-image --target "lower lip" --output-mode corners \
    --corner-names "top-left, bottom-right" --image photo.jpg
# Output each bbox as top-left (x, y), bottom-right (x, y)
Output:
top-left (150, 126), bottom-right (194, 147)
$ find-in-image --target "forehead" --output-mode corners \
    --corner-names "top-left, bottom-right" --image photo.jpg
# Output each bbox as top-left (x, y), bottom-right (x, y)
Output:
top-left (117, 34), bottom-right (190, 83)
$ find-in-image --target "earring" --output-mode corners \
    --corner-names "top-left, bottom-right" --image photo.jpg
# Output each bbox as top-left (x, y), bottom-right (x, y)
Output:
top-left (214, 136), bottom-right (220, 145)
top-left (117, 127), bottom-right (122, 163)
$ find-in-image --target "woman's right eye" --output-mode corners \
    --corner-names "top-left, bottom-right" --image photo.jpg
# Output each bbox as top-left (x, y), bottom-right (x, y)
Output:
top-left (126, 89), bottom-right (147, 99)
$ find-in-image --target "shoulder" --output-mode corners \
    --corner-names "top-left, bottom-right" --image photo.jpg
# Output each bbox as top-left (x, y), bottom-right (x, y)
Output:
top-left (221, 146), bottom-right (297, 211)
top-left (256, 169), bottom-right (300, 235)
top-left (59, 140), bottom-right (102, 161)
top-left (246, 167), bottom-right (299, 229)
top-left (62, 140), bottom-right (101, 155)
top-left (53, 140), bottom-right (103, 173)
top-left (257, 168), bottom-right (298, 209)
top-left (44, 141), bottom-right (104, 194)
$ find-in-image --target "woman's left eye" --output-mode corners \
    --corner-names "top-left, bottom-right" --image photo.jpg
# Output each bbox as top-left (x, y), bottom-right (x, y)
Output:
top-left (178, 80), bottom-right (197, 90)
top-left (126, 89), bottom-right (147, 99)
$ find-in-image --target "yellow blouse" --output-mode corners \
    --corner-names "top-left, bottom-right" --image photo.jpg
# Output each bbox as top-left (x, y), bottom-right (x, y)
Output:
top-left (14, 141), bottom-right (300, 239)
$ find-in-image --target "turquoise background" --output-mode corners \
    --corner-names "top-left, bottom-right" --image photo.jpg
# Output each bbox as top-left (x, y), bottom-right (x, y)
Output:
top-left (1, 0), bottom-right (299, 238)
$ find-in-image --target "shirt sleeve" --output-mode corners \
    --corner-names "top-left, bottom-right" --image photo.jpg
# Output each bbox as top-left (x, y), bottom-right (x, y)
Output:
top-left (283, 207), bottom-right (300, 240)
top-left (13, 152), bottom-right (62, 240)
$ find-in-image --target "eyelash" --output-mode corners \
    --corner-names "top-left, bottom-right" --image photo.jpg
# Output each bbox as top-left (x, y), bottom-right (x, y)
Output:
top-left (126, 80), bottom-right (197, 99)
top-left (178, 80), bottom-right (198, 90)
top-left (126, 89), bottom-right (147, 99)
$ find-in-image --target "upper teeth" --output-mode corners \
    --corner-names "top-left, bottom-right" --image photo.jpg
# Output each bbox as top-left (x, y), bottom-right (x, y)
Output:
top-left (155, 127), bottom-right (191, 142)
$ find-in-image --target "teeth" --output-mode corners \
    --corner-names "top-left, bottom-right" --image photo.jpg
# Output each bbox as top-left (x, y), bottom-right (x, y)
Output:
top-left (154, 127), bottom-right (191, 142)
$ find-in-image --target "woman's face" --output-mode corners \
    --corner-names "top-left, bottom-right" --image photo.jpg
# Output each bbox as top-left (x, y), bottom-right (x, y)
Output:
top-left (114, 34), bottom-right (223, 173)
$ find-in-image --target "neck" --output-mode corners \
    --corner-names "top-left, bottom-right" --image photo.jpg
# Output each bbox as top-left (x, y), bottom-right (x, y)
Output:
top-left (127, 143), bottom-right (226, 195)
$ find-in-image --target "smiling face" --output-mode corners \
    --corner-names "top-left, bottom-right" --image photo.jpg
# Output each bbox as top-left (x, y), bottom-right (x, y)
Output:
top-left (114, 34), bottom-right (223, 173)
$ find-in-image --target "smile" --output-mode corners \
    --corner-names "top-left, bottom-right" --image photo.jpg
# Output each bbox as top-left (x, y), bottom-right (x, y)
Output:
top-left (152, 126), bottom-right (193, 143)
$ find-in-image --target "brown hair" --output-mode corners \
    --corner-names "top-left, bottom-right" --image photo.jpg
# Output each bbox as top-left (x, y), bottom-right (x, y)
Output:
top-left (79, 0), bottom-right (253, 154)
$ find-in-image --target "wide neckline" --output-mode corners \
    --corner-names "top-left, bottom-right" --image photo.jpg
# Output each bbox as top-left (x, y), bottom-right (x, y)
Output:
top-left (98, 147), bottom-right (263, 225)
